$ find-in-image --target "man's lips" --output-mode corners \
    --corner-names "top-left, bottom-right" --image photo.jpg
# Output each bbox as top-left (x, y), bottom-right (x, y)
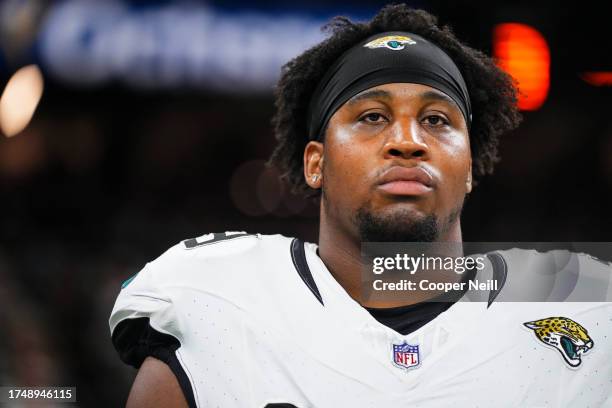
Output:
top-left (377, 166), bottom-right (435, 196)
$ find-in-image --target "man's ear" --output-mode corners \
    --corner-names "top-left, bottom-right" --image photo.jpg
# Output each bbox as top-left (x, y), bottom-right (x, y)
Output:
top-left (304, 141), bottom-right (324, 189)
top-left (466, 160), bottom-right (473, 193)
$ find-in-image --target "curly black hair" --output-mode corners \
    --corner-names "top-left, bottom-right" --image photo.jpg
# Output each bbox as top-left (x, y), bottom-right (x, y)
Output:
top-left (269, 3), bottom-right (521, 196)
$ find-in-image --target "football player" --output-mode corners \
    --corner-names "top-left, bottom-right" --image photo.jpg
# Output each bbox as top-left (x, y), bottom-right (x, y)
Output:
top-left (110, 4), bottom-right (612, 407)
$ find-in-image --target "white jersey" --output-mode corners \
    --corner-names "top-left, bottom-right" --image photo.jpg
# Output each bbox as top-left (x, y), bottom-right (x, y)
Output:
top-left (109, 232), bottom-right (612, 407)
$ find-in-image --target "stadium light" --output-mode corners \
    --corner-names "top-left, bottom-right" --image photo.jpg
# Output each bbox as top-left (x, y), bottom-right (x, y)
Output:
top-left (0, 64), bottom-right (44, 137)
top-left (493, 23), bottom-right (550, 111)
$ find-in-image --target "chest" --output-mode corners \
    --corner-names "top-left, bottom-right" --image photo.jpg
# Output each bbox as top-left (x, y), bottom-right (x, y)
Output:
top-left (174, 296), bottom-right (611, 407)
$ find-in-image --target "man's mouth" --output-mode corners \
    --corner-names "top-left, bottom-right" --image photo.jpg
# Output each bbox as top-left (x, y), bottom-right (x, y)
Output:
top-left (377, 166), bottom-right (435, 196)
top-left (378, 180), bottom-right (432, 195)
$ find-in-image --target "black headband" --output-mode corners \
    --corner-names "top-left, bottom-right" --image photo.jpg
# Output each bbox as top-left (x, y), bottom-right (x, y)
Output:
top-left (307, 31), bottom-right (472, 141)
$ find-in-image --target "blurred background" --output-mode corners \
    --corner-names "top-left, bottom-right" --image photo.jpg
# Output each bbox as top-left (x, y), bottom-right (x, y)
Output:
top-left (0, 0), bottom-right (610, 406)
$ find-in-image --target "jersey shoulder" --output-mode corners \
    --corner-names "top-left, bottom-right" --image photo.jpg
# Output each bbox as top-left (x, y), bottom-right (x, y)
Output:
top-left (495, 248), bottom-right (612, 270)
top-left (488, 248), bottom-right (612, 302)
top-left (110, 232), bottom-right (297, 332)
top-left (141, 231), bottom-right (296, 286)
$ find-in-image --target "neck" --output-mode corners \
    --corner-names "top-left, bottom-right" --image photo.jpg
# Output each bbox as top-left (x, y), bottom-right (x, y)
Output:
top-left (317, 206), bottom-right (463, 308)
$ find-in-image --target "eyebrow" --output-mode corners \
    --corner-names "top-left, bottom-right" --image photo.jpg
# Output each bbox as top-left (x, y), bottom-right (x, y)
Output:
top-left (346, 89), bottom-right (392, 105)
top-left (346, 88), bottom-right (457, 108)
top-left (419, 90), bottom-right (456, 106)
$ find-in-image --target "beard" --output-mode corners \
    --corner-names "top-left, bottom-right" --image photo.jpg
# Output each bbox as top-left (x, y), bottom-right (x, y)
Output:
top-left (355, 205), bottom-right (461, 243)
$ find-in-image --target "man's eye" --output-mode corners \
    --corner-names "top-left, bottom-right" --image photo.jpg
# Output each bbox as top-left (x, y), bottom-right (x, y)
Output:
top-left (359, 113), bottom-right (386, 123)
top-left (423, 115), bottom-right (449, 126)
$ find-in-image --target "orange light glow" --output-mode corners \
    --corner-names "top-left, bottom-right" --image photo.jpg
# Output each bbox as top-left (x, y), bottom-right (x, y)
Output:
top-left (493, 23), bottom-right (550, 111)
top-left (581, 72), bottom-right (612, 86)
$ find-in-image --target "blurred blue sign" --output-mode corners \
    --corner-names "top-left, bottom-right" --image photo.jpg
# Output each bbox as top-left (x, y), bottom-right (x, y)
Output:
top-left (37, 1), bottom-right (361, 91)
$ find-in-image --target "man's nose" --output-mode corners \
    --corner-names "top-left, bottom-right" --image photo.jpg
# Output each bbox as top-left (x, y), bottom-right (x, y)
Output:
top-left (382, 118), bottom-right (429, 160)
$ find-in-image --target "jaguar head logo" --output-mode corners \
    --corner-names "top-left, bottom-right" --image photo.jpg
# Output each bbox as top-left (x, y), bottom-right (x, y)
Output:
top-left (524, 317), bottom-right (594, 367)
top-left (364, 35), bottom-right (416, 51)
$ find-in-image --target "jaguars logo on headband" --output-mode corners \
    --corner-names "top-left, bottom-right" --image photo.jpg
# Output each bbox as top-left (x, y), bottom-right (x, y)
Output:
top-left (364, 35), bottom-right (417, 51)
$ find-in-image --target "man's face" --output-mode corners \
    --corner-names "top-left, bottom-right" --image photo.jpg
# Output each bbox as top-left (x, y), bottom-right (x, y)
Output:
top-left (309, 82), bottom-right (472, 242)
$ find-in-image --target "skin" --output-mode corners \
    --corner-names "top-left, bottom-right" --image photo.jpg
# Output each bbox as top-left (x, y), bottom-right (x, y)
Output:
top-left (304, 82), bottom-right (472, 307)
top-left (126, 357), bottom-right (188, 408)
top-left (127, 82), bottom-right (473, 406)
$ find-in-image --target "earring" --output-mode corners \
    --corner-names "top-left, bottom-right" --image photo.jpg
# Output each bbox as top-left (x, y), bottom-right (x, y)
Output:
top-left (311, 174), bottom-right (319, 183)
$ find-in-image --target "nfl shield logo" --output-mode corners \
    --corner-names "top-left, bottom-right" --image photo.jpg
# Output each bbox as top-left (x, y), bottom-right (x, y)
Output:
top-left (392, 341), bottom-right (420, 370)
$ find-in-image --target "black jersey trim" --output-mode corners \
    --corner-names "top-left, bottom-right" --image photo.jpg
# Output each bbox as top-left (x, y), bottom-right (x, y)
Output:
top-left (265, 404), bottom-right (299, 407)
top-left (112, 317), bottom-right (197, 408)
top-left (290, 238), bottom-right (324, 306)
top-left (486, 252), bottom-right (508, 308)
